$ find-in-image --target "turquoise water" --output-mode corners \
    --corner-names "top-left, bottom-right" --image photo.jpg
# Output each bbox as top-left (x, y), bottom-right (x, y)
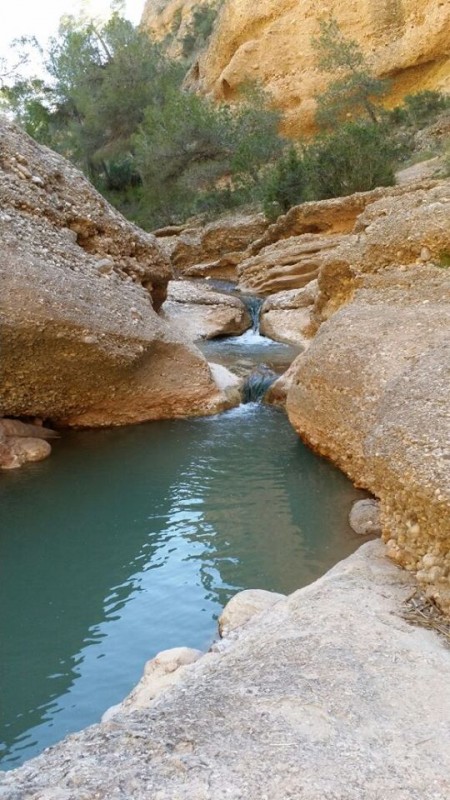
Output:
top-left (0, 403), bottom-right (364, 770)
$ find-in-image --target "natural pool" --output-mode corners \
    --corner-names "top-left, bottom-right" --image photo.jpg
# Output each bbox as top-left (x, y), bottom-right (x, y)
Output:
top-left (0, 330), bottom-right (364, 770)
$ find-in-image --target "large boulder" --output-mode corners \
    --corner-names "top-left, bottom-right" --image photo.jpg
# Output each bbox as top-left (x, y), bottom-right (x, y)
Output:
top-left (259, 281), bottom-right (317, 346)
top-left (286, 177), bottom-right (450, 611)
top-left (0, 119), bottom-right (237, 427)
top-left (161, 279), bottom-right (251, 339)
top-left (3, 542), bottom-right (450, 798)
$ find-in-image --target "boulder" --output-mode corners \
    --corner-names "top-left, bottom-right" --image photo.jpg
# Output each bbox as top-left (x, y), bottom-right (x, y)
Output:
top-left (259, 282), bottom-right (317, 346)
top-left (218, 588), bottom-right (286, 637)
top-left (287, 264), bottom-right (450, 611)
top-left (0, 119), bottom-right (237, 427)
top-left (161, 280), bottom-right (251, 339)
top-left (349, 499), bottom-right (382, 536)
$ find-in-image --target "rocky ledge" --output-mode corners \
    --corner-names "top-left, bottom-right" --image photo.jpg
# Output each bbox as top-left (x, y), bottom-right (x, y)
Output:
top-left (1, 542), bottom-right (450, 799)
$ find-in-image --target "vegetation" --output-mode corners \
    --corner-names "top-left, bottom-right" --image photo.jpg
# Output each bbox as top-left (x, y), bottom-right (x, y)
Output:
top-left (2, 9), bottom-right (448, 227)
top-left (181, 2), bottom-right (221, 60)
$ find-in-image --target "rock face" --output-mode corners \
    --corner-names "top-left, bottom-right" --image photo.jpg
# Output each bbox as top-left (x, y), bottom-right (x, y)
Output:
top-left (0, 119), bottom-right (237, 427)
top-left (286, 178), bottom-right (450, 612)
top-left (3, 542), bottom-right (450, 799)
top-left (189, 0), bottom-right (450, 135)
top-left (155, 212), bottom-right (268, 280)
top-left (161, 279), bottom-right (251, 339)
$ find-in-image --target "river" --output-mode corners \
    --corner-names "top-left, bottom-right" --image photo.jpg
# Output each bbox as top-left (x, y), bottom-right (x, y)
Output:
top-left (0, 316), bottom-right (365, 769)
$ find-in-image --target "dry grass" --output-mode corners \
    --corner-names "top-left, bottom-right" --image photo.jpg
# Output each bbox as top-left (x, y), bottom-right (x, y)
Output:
top-left (403, 590), bottom-right (450, 645)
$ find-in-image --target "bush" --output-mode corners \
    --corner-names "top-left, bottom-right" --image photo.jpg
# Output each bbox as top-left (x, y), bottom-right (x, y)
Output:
top-left (306, 121), bottom-right (397, 199)
top-left (262, 147), bottom-right (309, 218)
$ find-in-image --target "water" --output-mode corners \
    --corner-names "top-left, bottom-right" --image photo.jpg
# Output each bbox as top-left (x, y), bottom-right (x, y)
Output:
top-left (0, 404), bottom-right (364, 770)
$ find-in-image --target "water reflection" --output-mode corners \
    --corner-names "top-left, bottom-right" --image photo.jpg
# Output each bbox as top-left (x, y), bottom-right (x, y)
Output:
top-left (0, 406), bottom-right (363, 769)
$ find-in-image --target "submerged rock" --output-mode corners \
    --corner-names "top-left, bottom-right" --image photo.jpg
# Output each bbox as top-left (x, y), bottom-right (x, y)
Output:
top-left (3, 542), bottom-right (450, 798)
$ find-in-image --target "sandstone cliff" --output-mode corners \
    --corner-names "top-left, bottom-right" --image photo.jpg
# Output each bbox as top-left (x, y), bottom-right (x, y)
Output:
top-left (148, 0), bottom-right (450, 135)
top-left (0, 119), bottom-right (236, 429)
top-left (2, 542), bottom-right (450, 798)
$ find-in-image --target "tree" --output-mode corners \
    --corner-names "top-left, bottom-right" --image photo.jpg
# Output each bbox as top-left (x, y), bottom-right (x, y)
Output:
top-left (313, 18), bottom-right (388, 127)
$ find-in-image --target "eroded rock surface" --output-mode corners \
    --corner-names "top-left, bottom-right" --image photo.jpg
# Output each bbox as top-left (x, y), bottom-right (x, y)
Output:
top-left (0, 119), bottom-right (236, 427)
top-left (2, 542), bottom-right (450, 799)
top-left (161, 280), bottom-right (251, 339)
top-left (155, 212), bottom-right (268, 280)
top-left (286, 179), bottom-right (450, 610)
top-left (190, 0), bottom-right (450, 135)
top-left (0, 419), bottom-right (58, 469)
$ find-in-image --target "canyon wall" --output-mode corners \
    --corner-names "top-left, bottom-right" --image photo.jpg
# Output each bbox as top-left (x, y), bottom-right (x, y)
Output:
top-left (142, 0), bottom-right (450, 135)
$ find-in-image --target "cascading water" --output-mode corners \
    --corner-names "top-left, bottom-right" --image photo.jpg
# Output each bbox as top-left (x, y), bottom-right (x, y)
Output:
top-left (242, 365), bottom-right (277, 403)
top-left (241, 294), bottom-right (264, 333)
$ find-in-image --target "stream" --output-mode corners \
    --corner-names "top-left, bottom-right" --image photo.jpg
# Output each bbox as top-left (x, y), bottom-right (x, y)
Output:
top-left (0, 299), bottom-right (365, 770)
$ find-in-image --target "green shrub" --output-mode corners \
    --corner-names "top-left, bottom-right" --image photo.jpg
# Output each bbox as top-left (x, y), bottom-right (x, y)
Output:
top-left (306, 121), bottom-right (397, 199)
top-left (262, 147), bottom-right (309, 218)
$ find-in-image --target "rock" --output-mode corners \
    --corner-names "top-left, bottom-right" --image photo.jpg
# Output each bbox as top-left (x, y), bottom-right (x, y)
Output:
top-left (3, 542), bottom-right (450, 799)
top-left (102, 648), bottom-right (203, 721)
top-left (349, 499), bottom-right (382, 536)
top-left (0, 419), bottom-right (59, 439)
top-left (0, 119), bottom-right (238, 427)
top-left (287, 260), bottom-right (450, 611)
top-left (265, 354), bottom-right (304, 408)
top-left (208, 363), bottom-right (242, 406)
top-left (155, 211), bottom-right (269, 280)
top-left (189, 0), bottom-right (450, 136)
top-left (259, 282), bottom-right (317, 346)
top-left (0, 437), bottom-right (52, 469)
top-left (161, 279), bottom-right (251, 339)
top-left (218, 588), bottom-right (285, 637)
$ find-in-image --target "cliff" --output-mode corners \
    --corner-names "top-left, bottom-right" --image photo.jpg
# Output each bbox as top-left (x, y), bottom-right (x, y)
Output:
top-left (143, 0), bottom-right (450, 135)
top-left (0, 119), bottom-right (236, 431)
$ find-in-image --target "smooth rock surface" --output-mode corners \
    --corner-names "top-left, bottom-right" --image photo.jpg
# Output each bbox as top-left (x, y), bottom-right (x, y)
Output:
top-left (218, 588), bottom-right (286, 637)
top-left (260, 283), bottom-right (317, 346)
top-left (161, 280), bottom-right (251, 339)
top-left (0, 119), bottom-right (235, 426)
top-left (2, 542), bottom-right (450, 799)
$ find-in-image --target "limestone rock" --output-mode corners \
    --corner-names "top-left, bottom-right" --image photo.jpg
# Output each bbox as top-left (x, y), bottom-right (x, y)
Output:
top-left (0, 119), bottom-right (237, 426)
top-left (260, 282), bottom-right (317, 346)
top-left (103, 648), bottom-right (203, 721)
top-left (161, 279), bottom-right (251, 339)
top-left (208, 362), bottom-right (242, 406)
top-left (287, 264), bottom-right (450, 612)
top-left (154, 211), bottom-right (269, 280)
top-left (265, 354), bottom-right (304, 408)
top-left (3, 542), bottom-right (450, 799)
top-left (218, 588), bottom-right (285, 637)
top-left (349, 499), bottom-right (382, 536)
top-left (192, 0), bottom-right (450, 136)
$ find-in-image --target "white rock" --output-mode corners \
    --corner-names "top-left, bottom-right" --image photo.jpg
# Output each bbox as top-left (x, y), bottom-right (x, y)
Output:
top-left (349, 498), bottom-right (382, 535)
top-left (219, 588), bottom-right (286, 637)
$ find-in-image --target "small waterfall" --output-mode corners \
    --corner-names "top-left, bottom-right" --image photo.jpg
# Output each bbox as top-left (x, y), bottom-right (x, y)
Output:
top-left (242, 365), bottom-right (277, 404)
top-left (241, 294), bottom-right (264, 334)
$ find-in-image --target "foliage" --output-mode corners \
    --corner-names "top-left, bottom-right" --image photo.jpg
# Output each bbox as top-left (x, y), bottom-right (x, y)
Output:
top-left (134, 84), bottom-right (283, 226)
top-left (388, 90), bottom-right (450, 128)
top-left (262, 147), bottom-right (310, 218)
top-left (313, 18), bottom-right (388, 127)
top-left (306, 121), bottom-right (396, 198)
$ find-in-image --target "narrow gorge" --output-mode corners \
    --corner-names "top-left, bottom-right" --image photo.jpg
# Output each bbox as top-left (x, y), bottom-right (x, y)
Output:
top-left (1, 1), bottom-right (450, 797)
